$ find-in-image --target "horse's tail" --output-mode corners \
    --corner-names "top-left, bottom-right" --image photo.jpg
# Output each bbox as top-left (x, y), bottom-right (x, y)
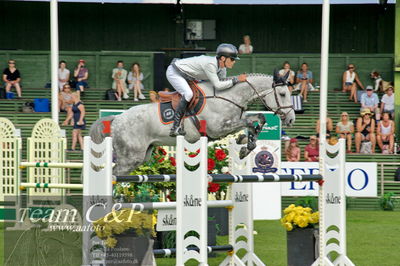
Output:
top-left (89, 115), bottom-right (115, 144)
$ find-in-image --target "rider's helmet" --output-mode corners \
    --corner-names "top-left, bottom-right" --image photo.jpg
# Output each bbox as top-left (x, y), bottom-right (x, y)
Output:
top-left (216, 44), bottom-right (240, 60)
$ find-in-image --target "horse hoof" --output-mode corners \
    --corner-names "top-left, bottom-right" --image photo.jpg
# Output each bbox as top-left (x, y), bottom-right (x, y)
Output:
top-left (236, 134), bottom-right (248, 144)
top-left (239, 147), bottom-right (248, 159)
top-left (247, 142), bottom-right (256, 151)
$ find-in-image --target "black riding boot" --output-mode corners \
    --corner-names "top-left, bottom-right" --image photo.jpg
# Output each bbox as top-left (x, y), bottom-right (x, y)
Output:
top-left (169, 98), bottom-right (189, 137)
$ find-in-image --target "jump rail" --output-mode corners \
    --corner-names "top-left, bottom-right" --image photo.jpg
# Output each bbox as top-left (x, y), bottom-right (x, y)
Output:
top-left (20, 162), bottom-right (84, 169)
top-left (115, 173), bottom-right (323, 183)
top-left (153, 245), bottom-right (233, 257)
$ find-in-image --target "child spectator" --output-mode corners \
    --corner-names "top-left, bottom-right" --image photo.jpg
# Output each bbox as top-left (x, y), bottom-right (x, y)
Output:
top-left (59, 84), bottom-right (74, 126)
top-left (342, 64), bottom-right (364, 103)
top-left (279, 61), bottom-right (295, 93)
top-left (295, 62), bottom-right (314, 103)
top-left (128, 63), bottom-right (145, 102)
top-left (149, 90), bottom-right (159, 103)
top-left (285, 138), bottom-right (301, 162)
top-left (71, 95), bottom-right (86, 151)
top-left (304, 135), bottom-right (319, 162)
top-left (355, 108), bottom-right (376, 153)
top-left (3, 59), bottom-right (22, 98)
top-left (58, 60), bottom-right (70, 91)
top-left (335, 112), bottom-right (354, 153)
top-left (380, 86), bottom-right (394, 119)
top-left (238, 35), bottom-right (253, 54)
top-left (112, 60), bottom-right (128, 101)
top-left (74, 59), bottom-right (89, 96)
top-left (377, 112), bottom-right (395, 154)
top-left (361, 86), bottom-right (380, 120)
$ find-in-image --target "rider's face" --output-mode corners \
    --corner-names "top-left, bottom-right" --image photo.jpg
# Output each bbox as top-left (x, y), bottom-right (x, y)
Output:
top-left (224, 57), bottom-right (235, 69)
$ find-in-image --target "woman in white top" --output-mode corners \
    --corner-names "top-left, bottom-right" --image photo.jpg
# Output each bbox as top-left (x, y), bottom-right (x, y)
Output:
top-left (279, 61), bottom-right (295, 93)
top-left (238, 35), bottom-right (253, 54)
top-left (380, 86), bottom-right (394, 119)
top-left (112, 60), bottom-right (128, 101)
top-left (127, 63), bottom-right (145, 102)
top-left (377, 112), bottom-right (395, 154)
top-left (342, 64), bottom-right (364, 103)
top-left (58, 61), bottom-right (70, 91)
top-left (335, 112), bottom-right (354, 153)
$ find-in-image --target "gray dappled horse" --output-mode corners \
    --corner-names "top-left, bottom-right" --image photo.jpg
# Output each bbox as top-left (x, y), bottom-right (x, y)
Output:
top-left (90, 72), bottom-right (295, 175)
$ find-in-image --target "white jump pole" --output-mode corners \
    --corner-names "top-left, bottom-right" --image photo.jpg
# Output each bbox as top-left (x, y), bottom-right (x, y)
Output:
top-left (50, 0), bottom-right (59, 123)
top-left (317, 0), bottom-right (330, 265)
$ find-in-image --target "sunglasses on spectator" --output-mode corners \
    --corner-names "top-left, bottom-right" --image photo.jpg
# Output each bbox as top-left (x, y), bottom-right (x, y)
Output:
top-left (8, 62), bottom-right (15, 64)
top-left (348, 66), bottom-right (354, 69)
top-left (342, 115), bottom-right (348, 116)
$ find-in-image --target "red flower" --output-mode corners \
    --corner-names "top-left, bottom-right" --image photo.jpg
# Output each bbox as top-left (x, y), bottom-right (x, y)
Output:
top-left (215, 149), bottom-right (227, 161)
top-left (196, 149), bottom-right (200, 154)
top-left (169, 157), bottom-right (176, 166)
top-left (208, 158), bottom-right (216, 171)
top-left (159, 148), bottom-right (167, 155)
top-left (189, 153), bottom-right (197, 158)
top-left (208, 182), bottom-right (220, 193)
top-left (158, 158), bottom-right (164, 163)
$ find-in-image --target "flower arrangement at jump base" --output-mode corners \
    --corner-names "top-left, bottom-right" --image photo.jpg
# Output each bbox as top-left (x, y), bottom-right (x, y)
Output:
top-left (93, 208), bottom-right (157, 248)
top-left (280, 204), bottom-right (319, 231)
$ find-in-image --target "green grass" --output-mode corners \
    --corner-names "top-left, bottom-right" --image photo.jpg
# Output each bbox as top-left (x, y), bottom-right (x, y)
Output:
top-left (1, 210), bottom-right (400, 266)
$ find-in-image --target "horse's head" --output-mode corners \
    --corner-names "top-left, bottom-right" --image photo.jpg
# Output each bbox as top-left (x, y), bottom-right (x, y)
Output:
top-left (246, 72), bottom-right (295, 126)
top-left (268, 70), bottom-right (295, 126)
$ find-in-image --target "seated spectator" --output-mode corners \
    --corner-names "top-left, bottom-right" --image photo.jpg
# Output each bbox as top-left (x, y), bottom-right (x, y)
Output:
top-left (112, 60), bottom-right (128, 101)
top-left (335, 112), bottom-right (354, 153)
top-left (361, 86), bottom-right (380, 120)
top-left (355, 108), bottom-right (376, 153)
top-left (279, 61), bottom-right (295, 93)
top-left (295, 62), bottom-right (314, 103)
top-left (315, 117), bottom-right (333, 138)
top-left (74, 59), bottom-right (89, 95)
top-left (238, 35), bottom-right (253, 54)
top-left (377, 112), bottom-right (395, 154)
top-left (3, 59), bottom-right (22, 98)
top-left (285, 138), bottom-right (301, 162)
top-left (163, 87), bottom-right (171, 92)
top-left (128, 63), bottom-right (145, 102)
top-left (304, 135), bottom-right (319, 162)
top-left (380, 85), bottom-right (394, 119)
top-left (59, 84), bottom-right (74, 126)
top-left (58, 60), bottom-right (70, 91)
top-left (149, 90), bottom-right (159, 103)
top-left (71, 95), bottom-right (86, 151)
top-left (342, 64), bottom-right (364, 103)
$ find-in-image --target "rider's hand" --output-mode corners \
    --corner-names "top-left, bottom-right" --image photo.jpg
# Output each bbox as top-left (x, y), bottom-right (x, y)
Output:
top-left (238, 74), bottom-right (247, 82)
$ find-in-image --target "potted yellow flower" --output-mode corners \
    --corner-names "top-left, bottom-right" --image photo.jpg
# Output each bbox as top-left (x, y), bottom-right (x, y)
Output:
top-left (281, 204), bottom-right (319, 266)
top-left (93, 208), bottom-right (157, 266)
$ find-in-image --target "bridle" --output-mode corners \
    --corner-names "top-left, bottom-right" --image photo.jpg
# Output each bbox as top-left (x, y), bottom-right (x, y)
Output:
top-left (246, 79), bottom-right (294, 119)
top-left (203, 76), bottom-right (294, 120)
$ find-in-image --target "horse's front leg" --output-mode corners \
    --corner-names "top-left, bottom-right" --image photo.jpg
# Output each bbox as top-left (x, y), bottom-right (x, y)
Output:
top-left (235, 114), bottom-right (266, 159)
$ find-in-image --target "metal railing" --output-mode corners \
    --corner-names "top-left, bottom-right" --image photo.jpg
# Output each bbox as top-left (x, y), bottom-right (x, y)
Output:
top-left (379, 162), bottom-right (400, 197)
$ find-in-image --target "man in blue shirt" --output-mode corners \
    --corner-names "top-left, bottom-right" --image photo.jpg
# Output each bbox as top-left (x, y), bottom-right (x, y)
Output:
top-left (360, 86), bottom-right (380, 120)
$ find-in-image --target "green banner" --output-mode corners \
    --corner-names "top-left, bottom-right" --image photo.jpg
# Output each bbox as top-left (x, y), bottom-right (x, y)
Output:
top-left (258, 113), bottom-right (281, 140)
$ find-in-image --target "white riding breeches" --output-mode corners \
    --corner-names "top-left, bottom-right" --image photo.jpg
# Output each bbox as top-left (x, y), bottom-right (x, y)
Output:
top-left (166, 65), bottom-right (193, 102)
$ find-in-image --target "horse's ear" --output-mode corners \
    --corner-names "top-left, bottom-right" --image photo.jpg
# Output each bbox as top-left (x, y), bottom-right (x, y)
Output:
top-left (273, 69), bottom-right (279, 81)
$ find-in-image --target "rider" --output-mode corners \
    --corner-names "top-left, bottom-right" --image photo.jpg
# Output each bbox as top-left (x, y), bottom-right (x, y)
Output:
top-left (166, 43), bottom-right (247, 137)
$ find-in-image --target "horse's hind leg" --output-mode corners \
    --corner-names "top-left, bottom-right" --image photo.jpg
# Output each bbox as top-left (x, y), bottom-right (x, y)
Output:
top-left (113, 147), bottom-right (148, 176)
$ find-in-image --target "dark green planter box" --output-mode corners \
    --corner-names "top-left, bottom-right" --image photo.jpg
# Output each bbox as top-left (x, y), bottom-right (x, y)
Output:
top-left (106, 235), bottom-right (153, 266)
top-left (208, 207), bottom-right (229, 236)
top-left (287, 228), bottom-right (317, 266)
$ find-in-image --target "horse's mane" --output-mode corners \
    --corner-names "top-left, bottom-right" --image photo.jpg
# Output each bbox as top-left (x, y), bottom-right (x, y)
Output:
top-left (221, 73), bottom-right (273, 82)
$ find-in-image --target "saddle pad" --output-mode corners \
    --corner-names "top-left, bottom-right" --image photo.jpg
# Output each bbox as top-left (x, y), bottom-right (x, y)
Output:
top-left (158, 86), bottom-right (206, 125)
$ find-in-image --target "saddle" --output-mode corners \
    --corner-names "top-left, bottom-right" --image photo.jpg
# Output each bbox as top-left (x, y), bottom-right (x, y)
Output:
top-left (158, 81), bottom-right (206, 125)
top-left (159, 81), bottom-right (203, 110)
